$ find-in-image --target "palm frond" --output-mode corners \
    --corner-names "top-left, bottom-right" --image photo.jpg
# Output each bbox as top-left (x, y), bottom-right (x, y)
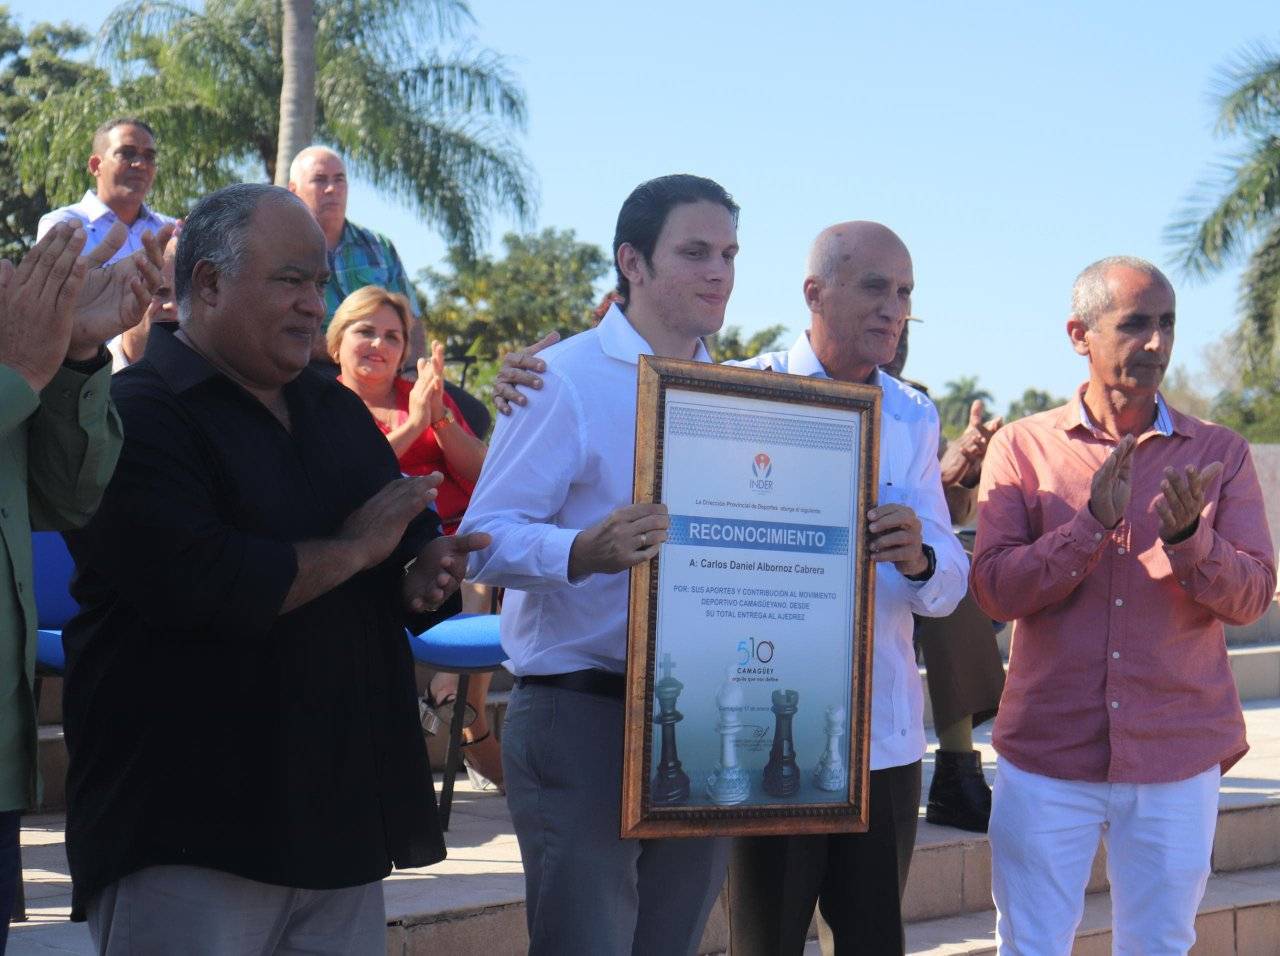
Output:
top-left (1238, 218), bottom-right (1280, 372)
top-left (1211, 40), bottom-right (1280, 137)
top-left (1166, 136), bottom-right (1280, 276)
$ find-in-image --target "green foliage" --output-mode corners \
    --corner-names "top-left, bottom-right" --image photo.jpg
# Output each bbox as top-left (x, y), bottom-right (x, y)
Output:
top-left (419, 228), bottom-right (609, 396)
top-left (1210, 382), bottom-right (1280, 442)
top-left (1006, 387), bottom-right (1066, 421)
top-left (0, 11), bottom-right (104, 258)
top-left (936, 375), bottom-right (994, 438)
top-left (705, 324), bottom-right (788, 363)
top-left (10, 0), bottom-right (533, 252)
top-left (1157, 366), bottom-right (1214, 420)
top-left (1167, 38), bottom-right (1280, 373)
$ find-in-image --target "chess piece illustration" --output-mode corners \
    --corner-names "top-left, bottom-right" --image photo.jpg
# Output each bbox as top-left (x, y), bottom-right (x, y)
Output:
top-left (651, 652), bottom-right (691, 804)
top-left (762, 688), bottom-right (801, 798)
top-left (812, 705), bottom-right (847, 792)
top-left (706, 675), bottom-right (750, 805)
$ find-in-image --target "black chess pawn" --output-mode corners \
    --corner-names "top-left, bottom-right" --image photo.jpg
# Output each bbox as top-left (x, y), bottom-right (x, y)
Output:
top-left (651, 652), bottom-right (690, 804)
top-left (762, 688), bottom-right (801, 798)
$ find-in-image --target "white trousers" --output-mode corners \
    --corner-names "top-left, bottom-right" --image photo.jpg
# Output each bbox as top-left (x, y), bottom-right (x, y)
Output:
top-left (989, 757), bottom-right (1220, 956)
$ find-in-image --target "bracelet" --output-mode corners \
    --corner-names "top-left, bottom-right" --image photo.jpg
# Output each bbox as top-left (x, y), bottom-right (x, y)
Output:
top-left (430, 409), bottom-right (453, 431)
top-left (904, 543), bottom-right (937, 582)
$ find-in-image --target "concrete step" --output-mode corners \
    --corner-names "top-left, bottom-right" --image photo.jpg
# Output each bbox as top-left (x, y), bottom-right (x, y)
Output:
top-left (922, 641), bottom-right (1280, 728)
top-left (15, 701), bottom-right (1279, 956)
top-left (904, 863), bottom-right (1280, 955)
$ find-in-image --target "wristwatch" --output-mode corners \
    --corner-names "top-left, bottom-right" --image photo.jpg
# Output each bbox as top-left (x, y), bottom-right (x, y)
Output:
top-left (430, 409), bottom-right (454, 431)
top-left (904, 543), bottom-right (936, 583)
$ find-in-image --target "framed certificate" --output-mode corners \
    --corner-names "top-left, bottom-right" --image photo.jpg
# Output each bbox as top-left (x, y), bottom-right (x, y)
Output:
top-left (622, 355), bottom-right (880, 838)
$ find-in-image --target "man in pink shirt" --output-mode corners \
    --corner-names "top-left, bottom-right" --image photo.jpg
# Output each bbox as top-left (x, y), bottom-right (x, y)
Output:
top-left (971, 256), bottom-right (1276, 954)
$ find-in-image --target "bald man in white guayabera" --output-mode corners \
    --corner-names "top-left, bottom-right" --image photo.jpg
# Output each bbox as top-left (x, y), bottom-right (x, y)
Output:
top-left (492, 221), bottom-right (968, 955)
top-left (723, 223), bottom-right (966, 955)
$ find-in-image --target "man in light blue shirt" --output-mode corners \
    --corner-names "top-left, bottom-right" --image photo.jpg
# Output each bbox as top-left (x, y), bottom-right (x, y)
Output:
top-left (38, 118), bottom-right (177, 370)
top-left (37, 118), bottom-right (176, 263)
top-left (458, 174), bottom-right (740, 955)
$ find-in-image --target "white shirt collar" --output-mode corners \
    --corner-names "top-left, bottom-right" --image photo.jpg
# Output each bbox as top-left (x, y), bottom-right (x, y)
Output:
top-left (597, 303), bottom-right (712, 366)
top-left (784, 331), bottom-right (891, 392)
top-left (784, 331), bottom-right (830, 379)
top-left (1076, 389), bottom-right (1174, 438)
top-left (75, 189), bottom-right (161, 227)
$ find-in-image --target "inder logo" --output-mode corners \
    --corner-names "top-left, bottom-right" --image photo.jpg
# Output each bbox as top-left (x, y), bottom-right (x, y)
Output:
top-left (749, 452), bottom-right (775, 494)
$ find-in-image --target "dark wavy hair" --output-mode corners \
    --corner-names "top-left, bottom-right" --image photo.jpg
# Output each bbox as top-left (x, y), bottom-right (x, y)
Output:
top-left (612, 174), bottom-right (738, 307)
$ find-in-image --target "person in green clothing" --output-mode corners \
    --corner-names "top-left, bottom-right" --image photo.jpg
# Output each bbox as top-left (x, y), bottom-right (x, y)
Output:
top-left (0, 219), bottom-right (167, 951)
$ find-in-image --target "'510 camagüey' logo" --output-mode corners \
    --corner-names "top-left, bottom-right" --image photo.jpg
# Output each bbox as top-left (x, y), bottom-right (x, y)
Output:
top-left (749, 452), bottom-right (774, 494)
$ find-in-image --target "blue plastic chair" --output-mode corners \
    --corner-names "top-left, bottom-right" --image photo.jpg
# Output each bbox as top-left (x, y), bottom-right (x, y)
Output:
top-left (406, 612), bottom-right (505, 829)
top-left (12, 533), bottom-right (77, 924)
top-left (32, 531), bottom-right (75, 674)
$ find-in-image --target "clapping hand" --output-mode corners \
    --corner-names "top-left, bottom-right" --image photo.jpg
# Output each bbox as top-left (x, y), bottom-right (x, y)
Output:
top-left (0, 223), bottom-right (90, 391)
top-left (1088, 434), bottom-right (1136, 529)
top-left (404, 530), bottom-right (492, 613)
top-left (1155, 462), bottom-right (1223, 544)
top-left (68, 222), bottom-right (174, 360)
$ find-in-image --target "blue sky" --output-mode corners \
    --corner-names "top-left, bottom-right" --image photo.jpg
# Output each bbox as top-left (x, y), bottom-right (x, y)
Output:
top-left (18, 0), bottom-right (1279, 411)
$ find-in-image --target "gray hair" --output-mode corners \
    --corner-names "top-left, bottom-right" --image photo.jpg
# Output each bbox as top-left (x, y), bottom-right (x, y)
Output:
top-left (287, 145), bottom-right (343, 186)
top-left (175, 183), bottom-right (300, 319)
top-left (1070, 256), bottom-right (1171, 327)
top-left (805, 228), bottom-right (845, 283)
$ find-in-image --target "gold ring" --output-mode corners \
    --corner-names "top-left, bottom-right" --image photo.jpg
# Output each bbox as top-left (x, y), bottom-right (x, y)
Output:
top-left (639, 532), bottom-right (648, 549)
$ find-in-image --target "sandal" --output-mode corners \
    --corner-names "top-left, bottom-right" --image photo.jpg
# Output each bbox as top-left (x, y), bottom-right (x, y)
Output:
top-left (461, 730), bottom-right (505, 793)
top-left (419, 692), bottom-right (478, 737)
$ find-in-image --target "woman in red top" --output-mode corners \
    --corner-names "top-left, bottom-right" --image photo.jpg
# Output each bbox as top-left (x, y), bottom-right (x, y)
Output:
top-left (328, 286), bottom-right (502, 786)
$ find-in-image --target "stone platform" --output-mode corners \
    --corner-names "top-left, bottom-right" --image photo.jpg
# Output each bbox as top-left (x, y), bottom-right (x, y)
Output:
top-left (10, 700), bottom-right (1280, 955)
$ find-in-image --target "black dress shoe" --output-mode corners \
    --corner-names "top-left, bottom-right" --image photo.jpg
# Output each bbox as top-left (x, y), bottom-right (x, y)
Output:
top-left (926, 749), bottom-right (992, 832)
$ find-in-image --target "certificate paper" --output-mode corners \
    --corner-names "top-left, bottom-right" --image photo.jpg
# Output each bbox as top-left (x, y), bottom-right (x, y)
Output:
top-left (623, 357), bottom-right (879, 838)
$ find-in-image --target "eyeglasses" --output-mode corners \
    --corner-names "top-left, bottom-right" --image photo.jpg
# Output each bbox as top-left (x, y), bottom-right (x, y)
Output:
top-left (112, 147), bottom-right (158, 168)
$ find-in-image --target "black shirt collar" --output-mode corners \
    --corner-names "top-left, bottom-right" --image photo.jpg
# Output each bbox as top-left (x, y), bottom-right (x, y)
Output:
top-left (143, 321), bottom-right (332, 410)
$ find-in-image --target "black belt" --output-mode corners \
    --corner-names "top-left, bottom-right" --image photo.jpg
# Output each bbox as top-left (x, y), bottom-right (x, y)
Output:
top-left (516, 669), bottom-right (625, 700)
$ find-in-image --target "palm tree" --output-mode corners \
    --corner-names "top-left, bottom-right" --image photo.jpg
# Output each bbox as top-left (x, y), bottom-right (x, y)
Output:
top-left (936, 375), bottom-right (994, 436)
top-left (274, 0), bottom-right (316, 187)
top-left (1168, 40), bottom-right (1280, 375)
top-left (11, 0), bottom-right (534, 253)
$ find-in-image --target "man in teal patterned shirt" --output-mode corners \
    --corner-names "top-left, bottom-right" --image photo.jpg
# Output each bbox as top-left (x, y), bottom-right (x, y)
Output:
top-left (287, 146), bottom-right (424, 369)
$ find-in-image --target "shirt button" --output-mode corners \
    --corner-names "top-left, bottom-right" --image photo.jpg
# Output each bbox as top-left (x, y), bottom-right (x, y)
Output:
top-left (1114, 598), bottom-right (1124, 607)
top-left (900, 729), bottom-right (907, 736)
top-left (1111, 700), bottom-right (1119, 709)
top-left (1180, 580), bottom-right (1188, 586)
top-left (1112, 651), bottom-right (1120, 659)
top-left (1117, 547), bottom-right (1126, 555)
top-left (84, 390), bottom-right (93, 400)
top-left (1094, 532), bottom-right (1103, 541)
top-left (1070, 570), bottom-right (1078, 577)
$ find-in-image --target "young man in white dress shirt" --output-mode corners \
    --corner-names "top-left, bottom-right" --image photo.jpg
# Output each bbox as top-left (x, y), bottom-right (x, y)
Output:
top-left (457, 174), bottom-right (741, 955)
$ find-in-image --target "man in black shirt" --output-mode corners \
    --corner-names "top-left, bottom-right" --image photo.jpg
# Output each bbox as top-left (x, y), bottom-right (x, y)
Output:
top-left (61, 183), bottom-right (487, 954)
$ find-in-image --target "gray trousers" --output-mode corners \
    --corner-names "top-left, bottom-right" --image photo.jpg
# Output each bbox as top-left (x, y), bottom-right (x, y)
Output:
top-left (502, 682), bottom-right (730, 956)
top-left (86, 865), bottom-right (385, 956)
